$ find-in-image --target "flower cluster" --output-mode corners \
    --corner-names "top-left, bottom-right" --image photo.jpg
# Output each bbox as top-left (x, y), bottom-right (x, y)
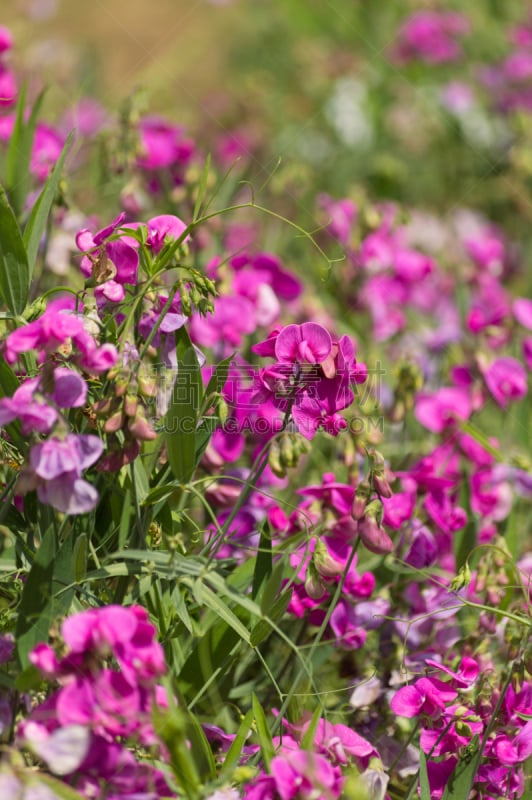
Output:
top-left (19, 605), bottom-right (171, 799)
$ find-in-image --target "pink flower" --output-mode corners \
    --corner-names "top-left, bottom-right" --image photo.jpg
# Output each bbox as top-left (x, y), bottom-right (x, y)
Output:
top-left (137, 115), bottom-right (195, 171)
top-left (482, 356), bottom-right (528, 408)
top-left (396, 11), bottom-right (469, 64)
top-left (275, 323), bottom-right (332, 365)
top-left (0, 26), bottom-right (13, 54)
top-left (495, 721), bottom-right (532, 766)
top-left (31, 123), bottom-right (65, 181)
top-left (390, 676), bottom-right (458, 720)
top-left (269, 750), bottom-right (343, 800)
top-left (513, 298), bottom-right (532, 330)
top-left (415, 387), bottom-right (472, 433)
top-left (76, 212), bottom-right (139, 285)
top-left (0, 64), bottom-right (16, 107)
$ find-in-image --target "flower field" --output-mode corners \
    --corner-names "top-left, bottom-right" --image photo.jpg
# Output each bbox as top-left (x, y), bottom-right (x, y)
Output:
top-left (0, 2), bottom-right (530, 798)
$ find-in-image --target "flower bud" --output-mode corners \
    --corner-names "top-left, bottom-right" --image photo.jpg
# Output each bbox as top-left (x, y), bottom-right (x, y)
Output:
top-left (450, 562), bottom-right (472, 593)
top-left (305, 561), bottom-right (328, 600)
top-left (124, 394), bottom-right (138, 417)
top-left (268, 441), bottom-right (286, 478)
top-left (104, 409), bottom-right (125, 434)
top-left (217, 396), bottom-right (229, 426)
top-left (129, 410), bottom-right (158, 441)
top-left (280, 433), bottom-right (296, 469)
top-left (179, 285), bottom-right (192, 316)
top-left (313, 539), bottom-right (344, 578)
top-left (357, 512), bottom-right (393, 556)
top-left (351, 480), bottom-right (371, 521)
top-left (93, 397), bottom-right (114, 416)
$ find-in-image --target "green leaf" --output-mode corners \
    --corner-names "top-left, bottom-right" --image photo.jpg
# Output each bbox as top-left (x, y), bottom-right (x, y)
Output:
top-left (250, 589), bottom-right (293, 648)
top-left (301, 704), bottom-right (323, 750)
top-left (72, 533), bottom-right (88, 583)
top-left (6, 87), bottom-right (46, 219)
top-left (0, 185), bottom-right (31, 315)
top-left (260, 557), bottom-right (286, 615)
top-left (252, 523), bottom-right (273, 600)
top-left (441, 735), bottom-right (480, 800)
top-left (419, 749), bottom-right (431, 800)
top-left (192, 152), bottom-right (211, 222)
top-left (203, 353), bottom-right (233, 400)
top-left (20, 772), bottom-right (86, 800)
top-left (220, 708), bottom-right (254, 777)
top-left (252, 694), bottom-right (275, 770)
top-left (15, 527), bottom-right (75, 668)
top-left (152, 697), bottom-right (200, 799)
top-left (193, 579), bottom-right (250, 644)
top-left (183, 707), bottom-right (217, 781)
top-left (15, 663), bottom-right (42, 692)
top-left (23, 130), bottom-right (74, 272)
top-left (164, 328), bottom-right (202, 484)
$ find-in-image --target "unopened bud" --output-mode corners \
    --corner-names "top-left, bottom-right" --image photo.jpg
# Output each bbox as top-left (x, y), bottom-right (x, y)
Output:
top-left (268, 441), bottom-right (286, 478)
top-left (455, 720), bottom-right (472, 737)
top-left (352, 480), bottom-right (371, 521)
top-left (280, 433), bottom-right (296, 469)
top-left (305, 561), bottom-right (328, 599)
top-left (217, 396), bottom-right (229, 426)
top-left (129, 410), bottom-right (157, 441)
top-left (93, 397), bottom-right (114, 416)
top-left (450, 563), bottom-right (472, 593)
top-left (104, 409), bottom-right (125, 434)
top-left (179, 285), bottom-right (192, 316)
top-left (357, 513), bottom-right (393, 556)
top-left (313, 539), bottom-right (344, 578)
top-left (124, 394), bottom-right (138, 417)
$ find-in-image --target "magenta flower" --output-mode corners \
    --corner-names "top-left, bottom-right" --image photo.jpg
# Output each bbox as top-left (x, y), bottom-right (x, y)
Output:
top-left (0, 64), bottom-right (16, 107)
top-left (269, 749), bottom-right (343, 800)
top-left (415, 387), bottom-right (472, 433)
top-left (0, 26), bottom-right (13, 53)
top-left (31, 123), bottom-right (65, 181)
top-left (76, 212), bottom-right (139, 285)
top-left (137, 115), bottom-right (195, 172)
top-left (482, 356), bottom-right (528, 408)
top-left (4, 299), bottom-right (118, 374)
top-left (390, 676), bottom-right (458, 720)
top-left (190, 295), bottom-right (256, 356)
top-left (495, 721), bottom-right (532, 766)
top-left (29, 434), bottom-right (103, 514)
top-left (513, 297), bottom-right (532, 330)
top-left (396, 11), bottom-right (469, 64)
top-left (275, 323), bottom-right (332, 365)
top-left (144, 213), bottom-right (188, 254)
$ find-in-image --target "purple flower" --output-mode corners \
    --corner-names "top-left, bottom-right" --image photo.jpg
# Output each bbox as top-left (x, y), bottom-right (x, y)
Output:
top-left (396, 11), bottom-right (469, 64)
top-left (390, 676), bottom-right (457, 720)
top-left (275, 322), bottom-right (332, 365)
top-left (76, 213), bottom-right (140, 285)
top-left (415, 387), bottom-right (472, 433)
top-left (482, 356), bottom-right (528, 408)
top-left (28, 434), bottom-right (103, 514)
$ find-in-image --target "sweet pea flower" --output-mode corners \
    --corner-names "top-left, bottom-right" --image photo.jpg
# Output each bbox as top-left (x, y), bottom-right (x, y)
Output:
top-left (137, 115), bottom-right (195, 172)
top-left (390, 676), bottom-right (458, 720)
top-left (76, 212), bottom-right (139, 285)
top-left (495, 721), bottom-right (532, 766)
top-left (414, 387), bottom-right (472, 433)
top-left (275, 322), bottom-right (332, 365)
top-left (396, 11), bottom-right (470, 64)
top-left (513, 298), bottom-right (532, 330)
top-left (482, 356), bottom-right (528, 408)
top-left (0, 64), bottom-right (16, 107)
top-left (0, 26), bottom-right (13, 53)
top-left (24, 433), bottom-right (103, 515)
